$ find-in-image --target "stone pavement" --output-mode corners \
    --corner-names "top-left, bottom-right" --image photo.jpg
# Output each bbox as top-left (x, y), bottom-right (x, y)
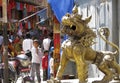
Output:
top-left (16, 77), bottom-right (120, 83)
top-left (16, 65), bottom-right (120, 83)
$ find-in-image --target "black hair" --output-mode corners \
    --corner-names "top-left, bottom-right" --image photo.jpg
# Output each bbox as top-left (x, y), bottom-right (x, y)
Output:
top-left (26, 32), bottom-right (31, 38)
top-left (48, 32), bottom-right (53, 38)
top-left (44, 50), bottom-right (49, 54)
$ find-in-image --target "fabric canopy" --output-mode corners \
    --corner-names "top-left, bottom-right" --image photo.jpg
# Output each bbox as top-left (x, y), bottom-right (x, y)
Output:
top-left (37, 8), bottom-right (47, 21)
top-left (36, 8), bottom-right (48, 25)
top-left (48, 0), bottom-right (74, 23)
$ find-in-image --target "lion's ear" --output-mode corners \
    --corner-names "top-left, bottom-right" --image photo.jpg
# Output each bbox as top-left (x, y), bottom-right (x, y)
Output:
top-left (84, 16), bottom-right (92, 24)
top-left (72, 5), bottom-right (78, 14)
top-left (66, 13), bottom-right (70, 17)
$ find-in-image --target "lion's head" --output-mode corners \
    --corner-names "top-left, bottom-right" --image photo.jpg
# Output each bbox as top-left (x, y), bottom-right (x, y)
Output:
top-left (61, 6), bottom-right (92, 37)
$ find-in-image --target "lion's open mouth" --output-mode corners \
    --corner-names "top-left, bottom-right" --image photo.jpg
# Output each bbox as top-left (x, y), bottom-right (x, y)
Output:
top-left (70, 25), bottom-right (76, 30)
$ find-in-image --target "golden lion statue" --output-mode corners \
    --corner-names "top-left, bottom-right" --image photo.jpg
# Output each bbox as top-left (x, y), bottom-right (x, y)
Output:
top-left (55, 6), bottom-right (120, 83)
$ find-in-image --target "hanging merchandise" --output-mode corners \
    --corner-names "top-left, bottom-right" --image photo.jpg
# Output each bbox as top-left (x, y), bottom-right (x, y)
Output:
top-left (23, 4), bottom-right (27, 17)
top-left (17, 23), bottom-right (23, 36)
top-left (7, 0), bottom-right (16, 19)
top-left (16, 2), bottom-right (24, 10)
top-left (26, 4), bottom-right (35, 12)
top-left (28, 21), bottom-right (31, 29)
top-left (25, 21), bottom-right (28, 30)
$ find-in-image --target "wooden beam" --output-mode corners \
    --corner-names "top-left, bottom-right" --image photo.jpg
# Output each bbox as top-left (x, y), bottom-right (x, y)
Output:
top-left (2, 0), bottom-right (7, 23)
top-left (2, 0), bottom-right (9, 83)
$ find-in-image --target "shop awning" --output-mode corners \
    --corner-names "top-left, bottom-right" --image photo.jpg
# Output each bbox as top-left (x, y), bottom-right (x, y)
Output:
top-left (36, 8), bottom-right (48, 25)
top-left (19, 8), bottom-right (47, 22)
top-left (14, 0), bottom-right (43, 6)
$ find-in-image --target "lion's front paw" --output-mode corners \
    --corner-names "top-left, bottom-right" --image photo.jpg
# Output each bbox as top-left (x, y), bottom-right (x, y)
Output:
top-left (54, 78), bottom-right (61, 83)
top-left (47, 78), bottom-right (61, 83)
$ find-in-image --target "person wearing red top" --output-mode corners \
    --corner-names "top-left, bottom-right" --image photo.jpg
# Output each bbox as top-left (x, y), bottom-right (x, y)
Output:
top-left (42, 50), bottom-right (48, 81)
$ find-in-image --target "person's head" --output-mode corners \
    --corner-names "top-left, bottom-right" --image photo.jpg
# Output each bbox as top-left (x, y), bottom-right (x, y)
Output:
top-left (33, 39), bottom-right (39, 48)
top-left (25, 32), bottom-right (31, 39)
top-left (44, 50), bottom-right (49, 56)
top-left (48, 32), bottom-right (53, 39)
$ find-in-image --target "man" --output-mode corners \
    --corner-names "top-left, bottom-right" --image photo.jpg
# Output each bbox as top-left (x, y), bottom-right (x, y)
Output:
top-left (22, 32), bottom-right (33, 52)
top-left (42, 32), bottom-right (53, 52)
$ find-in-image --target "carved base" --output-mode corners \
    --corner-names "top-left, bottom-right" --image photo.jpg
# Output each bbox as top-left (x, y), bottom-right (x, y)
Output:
top-left (109, 80), bottom-right (120, 83)
top-left (46, 78), bottom-right (120, 83)
top-left (92, 79), bottom-right (120, 83)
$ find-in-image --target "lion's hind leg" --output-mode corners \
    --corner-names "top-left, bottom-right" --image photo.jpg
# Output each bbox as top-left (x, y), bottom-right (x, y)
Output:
top-left (110, 59), bottom-right (120, 80)
top-left (95, 61), bottom-right (113, 83)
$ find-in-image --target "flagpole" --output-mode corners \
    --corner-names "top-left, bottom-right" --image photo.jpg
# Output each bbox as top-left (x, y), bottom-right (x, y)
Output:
top-left (2, 0), bottom-right (9, 83)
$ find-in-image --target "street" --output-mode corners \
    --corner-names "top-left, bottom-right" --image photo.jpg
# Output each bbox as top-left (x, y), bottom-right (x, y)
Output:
top-left (16, 76), bottom-right (120, 83)
top-left (15, 67), bottom-right (120, 83)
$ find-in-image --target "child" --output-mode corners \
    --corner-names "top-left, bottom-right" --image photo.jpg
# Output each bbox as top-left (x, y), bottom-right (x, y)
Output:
top-left (49, 51), bottom-right (54, 78)
top-left (30, 39), bottom-right (42, 83)
top-left (42, 50), bottom-right (49, 81)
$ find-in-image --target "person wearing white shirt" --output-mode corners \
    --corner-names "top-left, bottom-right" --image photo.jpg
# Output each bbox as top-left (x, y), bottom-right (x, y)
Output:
top-left (42, 33), bottom-right (53, 51)
top-left (49, 51), bottom-right (54, 78)
top-left (30, 39), bottom-right (43, 83)
top-left (22, 32), bottom-right (33, 52)
top-left (42, 38), bottom-right (51, 51)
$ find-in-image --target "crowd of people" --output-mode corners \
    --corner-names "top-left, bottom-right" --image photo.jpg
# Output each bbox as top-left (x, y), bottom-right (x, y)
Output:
top-left (0, 28), bottom-right (54, 83)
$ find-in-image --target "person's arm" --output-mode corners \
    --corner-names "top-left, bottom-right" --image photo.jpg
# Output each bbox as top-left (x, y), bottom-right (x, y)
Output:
top-left (51, 58), bottom-right (54, 72)
top-left (41, 41), bottom-right (44, 52)
top-left (22, 40), bottom-right (25, 52)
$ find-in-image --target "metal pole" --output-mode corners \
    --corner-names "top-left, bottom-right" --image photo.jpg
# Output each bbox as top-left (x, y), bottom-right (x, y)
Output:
top-left (2, 0), bottom-right (9, 83)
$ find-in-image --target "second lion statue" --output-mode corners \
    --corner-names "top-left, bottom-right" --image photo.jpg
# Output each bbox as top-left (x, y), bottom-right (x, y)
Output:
top-left (55, 6), bottom-right (120, 83)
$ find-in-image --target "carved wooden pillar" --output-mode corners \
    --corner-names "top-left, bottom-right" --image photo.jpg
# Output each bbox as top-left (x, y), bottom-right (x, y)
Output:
top-left (53, 16), bottom-right (60, 77)
top-left (47, 3), bottom-right (61, 77)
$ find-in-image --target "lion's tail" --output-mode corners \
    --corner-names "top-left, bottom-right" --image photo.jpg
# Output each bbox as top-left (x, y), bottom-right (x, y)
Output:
top-left (98, 28), bottom-right (119, 55)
